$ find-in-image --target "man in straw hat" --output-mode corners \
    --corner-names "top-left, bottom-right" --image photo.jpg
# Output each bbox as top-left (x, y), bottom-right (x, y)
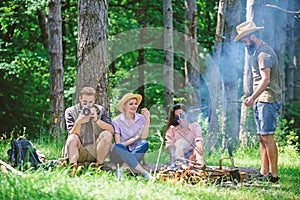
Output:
top-left (110, 93), bottom-right (152, 179)
top-left (63, 87), bottom-right (114, 175)
top-left (235, 21), bottom-right (282, 183)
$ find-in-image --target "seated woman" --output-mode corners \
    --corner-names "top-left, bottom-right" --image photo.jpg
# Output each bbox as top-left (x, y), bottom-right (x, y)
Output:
top-left (165, 104), bottom-right (205, 167)
top-left (110, 93), bottom-right (151, 179)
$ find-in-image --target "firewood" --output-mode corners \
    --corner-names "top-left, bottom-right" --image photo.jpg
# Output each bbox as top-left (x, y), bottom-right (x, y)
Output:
top-left (0, 160), bottom-right (25, 177)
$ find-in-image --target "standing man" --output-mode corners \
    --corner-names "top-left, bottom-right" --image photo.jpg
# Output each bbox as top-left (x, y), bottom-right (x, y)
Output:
top-left (62, 87), bottom-right (114, 174)
top-left (234, 21), bottom-right (282, 183)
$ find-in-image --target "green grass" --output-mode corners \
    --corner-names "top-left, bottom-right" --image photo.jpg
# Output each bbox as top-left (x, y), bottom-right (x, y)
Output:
top-left (0, 139), bottom-right (299, 200)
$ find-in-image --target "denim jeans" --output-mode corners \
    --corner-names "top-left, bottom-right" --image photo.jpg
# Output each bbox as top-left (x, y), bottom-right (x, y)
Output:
top-left (110, 140), bottom-right (149, 168)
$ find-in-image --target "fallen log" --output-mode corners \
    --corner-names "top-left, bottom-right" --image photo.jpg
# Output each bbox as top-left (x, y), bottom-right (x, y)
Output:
top-left (0, 160), bottom-right (25, 177)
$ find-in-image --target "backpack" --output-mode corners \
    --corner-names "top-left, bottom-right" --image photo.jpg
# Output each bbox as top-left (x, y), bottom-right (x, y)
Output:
top-left (7, 137), bottom-right (45, 170)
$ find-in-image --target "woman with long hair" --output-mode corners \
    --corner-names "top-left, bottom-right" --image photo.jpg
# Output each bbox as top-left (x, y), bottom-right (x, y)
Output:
top-left (165, 104), bottom-right (205, 167)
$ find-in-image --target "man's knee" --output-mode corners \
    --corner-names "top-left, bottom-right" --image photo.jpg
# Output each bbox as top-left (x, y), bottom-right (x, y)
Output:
top-left (98, 130), bottom-right (112, 143)
top-left (66, 134), bottom-right (80, 145)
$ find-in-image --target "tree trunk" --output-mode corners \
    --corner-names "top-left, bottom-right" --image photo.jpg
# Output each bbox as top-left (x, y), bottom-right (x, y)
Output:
top-left (76, 0), bottom-right (109, 110)
top-left (138, 27), bottom-right (145, 108)
top-left (184, 0), bottom-right (201, 108)
top-left (206, 0), bottom-right (226, 151)
top-left (48, 0), bottom-right (65, 140)
top-left (285, 0), bottom-right (296, 101)
top-left (221, 0), bottom-right (241, 148)
top-left (239, 0), bottom-right (264, 146)
top-left (295, 2), bottom-right (300, 100)
top-left (163, 0), bottom-right (174, 114)
top-left (37, 9), bottom-right (49, 49)
top-left (272, 1), bottom-right (287, 105)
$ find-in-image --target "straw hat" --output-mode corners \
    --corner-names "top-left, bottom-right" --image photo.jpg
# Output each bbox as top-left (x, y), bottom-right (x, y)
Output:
top-left (234, 21), bottom-right (264, 42)
top-left (117, 93), bottom-right (142, 113)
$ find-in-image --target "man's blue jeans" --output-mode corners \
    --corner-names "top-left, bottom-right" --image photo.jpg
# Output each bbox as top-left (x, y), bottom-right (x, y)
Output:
top-left (110, 140), bottom-right (149, 168)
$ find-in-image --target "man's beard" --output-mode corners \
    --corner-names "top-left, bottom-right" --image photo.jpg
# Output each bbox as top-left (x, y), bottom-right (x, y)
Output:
top-left (246, 41), bottom-right (256, 56)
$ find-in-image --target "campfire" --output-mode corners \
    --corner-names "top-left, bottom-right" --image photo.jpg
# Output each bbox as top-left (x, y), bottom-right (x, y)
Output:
top-left (156, 150), bottom-right (257, 186)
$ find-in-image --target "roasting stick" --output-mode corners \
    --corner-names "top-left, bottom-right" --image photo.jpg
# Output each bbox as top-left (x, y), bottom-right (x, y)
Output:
top-left (189, 101), bottom-right (242, 113)
top-left (189, 106), bottom-right (208, 113)
top-left (224, 100), bottom-right (243, 104)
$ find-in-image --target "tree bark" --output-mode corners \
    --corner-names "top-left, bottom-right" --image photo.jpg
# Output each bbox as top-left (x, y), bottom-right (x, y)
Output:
top-left (138, 27), bottom-right (145, 108)
top-left (272, 1), bottom-right (287, 104)
top-left (37, 9), bottom-right (49, 49)
top-left (285, 0), bottom-right (295, 101)
top-left (163, 0), bottom-right (174, 114)
top-left (239, 0), bottom-right (264, 146)
top-left (76, 0), bottom-right (109, 109)
top-left (184, 0), bottom-right (201, 108)
top-left (48, 0), bottom-right (65, 139)
top-left (222, 0), bottom-right (241, 147)
top-left (294, 2), bottom-right (300, 100)
top-left (207, 0), bottom-right (226, 150)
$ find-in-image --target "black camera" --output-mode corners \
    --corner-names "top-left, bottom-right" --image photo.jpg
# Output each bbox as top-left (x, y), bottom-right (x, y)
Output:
top-left (82, 103), bottom-right (91, 116)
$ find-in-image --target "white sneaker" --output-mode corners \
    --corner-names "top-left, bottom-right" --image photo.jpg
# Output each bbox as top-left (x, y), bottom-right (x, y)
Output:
top-left (114, 169), bottom-right (124, 180)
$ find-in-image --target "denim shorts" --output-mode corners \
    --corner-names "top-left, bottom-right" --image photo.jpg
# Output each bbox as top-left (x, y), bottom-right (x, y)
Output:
top-left (253, 102), bottom-right (281, 135)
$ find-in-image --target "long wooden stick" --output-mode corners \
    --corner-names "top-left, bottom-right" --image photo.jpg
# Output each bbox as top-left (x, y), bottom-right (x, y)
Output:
top-left (0, 160), bottom-right (25, 177)
top-left (266, 4), bottom-right (300, 14)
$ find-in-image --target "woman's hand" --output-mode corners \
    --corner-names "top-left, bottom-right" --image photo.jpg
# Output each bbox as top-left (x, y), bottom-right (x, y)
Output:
top-left (141, 108), bottom-right (150, 121)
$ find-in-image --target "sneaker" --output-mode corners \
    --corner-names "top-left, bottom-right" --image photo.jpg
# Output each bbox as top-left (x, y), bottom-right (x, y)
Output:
top-left (252, 172), bottom-right (265, 181)
top-left (265, 173), bottom-right (280, 183)
top-left (142, 171), bottom-right (151, 179)
top-left (142, 171), bottom-right (154, 180)
top-left (114, 169), bottom-right (124, 180)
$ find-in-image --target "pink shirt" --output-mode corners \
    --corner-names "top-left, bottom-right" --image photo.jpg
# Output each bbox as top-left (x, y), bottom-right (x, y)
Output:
top-left (165, 122), bottom-right (204, 151)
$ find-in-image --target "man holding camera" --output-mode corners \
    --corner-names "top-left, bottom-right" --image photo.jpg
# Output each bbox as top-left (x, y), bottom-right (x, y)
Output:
top-left (62, 87), bottom-right (114, 173)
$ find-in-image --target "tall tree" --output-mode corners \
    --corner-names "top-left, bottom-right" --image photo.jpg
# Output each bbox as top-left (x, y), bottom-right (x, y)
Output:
top-left (286, 0), bottom-right (296, 101)
top-left (48, 0), bottom-right (65, 139)
top-left (295, 2), bottom-right (300, 101)
top-left (239, 0), bottom-right (264, 146)
top-left (76, 0), bottom-right (109, 109)
top-left (37, 9), bottom-right (49, 49)
top-left (136, 5), bottom-right (147, 108)
top-left (184, 0), bottom-right (201, 107)
top-left (269, 1), bottom-right (287, 105)
top-left (221, 0), bottom-right (241, 147)
top-left (163, 0), bottom-right (174, 114)
top-left (207, 0), bottom-right (226, 150)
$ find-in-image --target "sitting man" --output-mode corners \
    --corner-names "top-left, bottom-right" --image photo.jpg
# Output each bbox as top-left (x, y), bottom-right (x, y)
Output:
top-left (62, 87), bottom-right (114, 173)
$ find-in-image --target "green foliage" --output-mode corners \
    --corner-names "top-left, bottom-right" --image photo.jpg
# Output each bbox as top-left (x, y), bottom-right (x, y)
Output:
top-left (275, 119), bottom-right (300, 151)
top-left (0, 50), bottom-right (50, 138)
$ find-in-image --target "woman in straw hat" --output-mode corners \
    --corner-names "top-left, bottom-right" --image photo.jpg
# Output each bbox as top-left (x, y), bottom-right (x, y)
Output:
top-left (235, 21), bottom-right (281, 183)
top-left (110, 93), bottom-right (151, 179)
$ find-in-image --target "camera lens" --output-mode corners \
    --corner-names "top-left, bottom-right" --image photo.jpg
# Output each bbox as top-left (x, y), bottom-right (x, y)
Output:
top-left (82, 104), bottom-right (90, 116)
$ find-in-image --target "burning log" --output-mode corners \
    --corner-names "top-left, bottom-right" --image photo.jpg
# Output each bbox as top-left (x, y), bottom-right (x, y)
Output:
top-left (156, 157), bottom-right (255, 186)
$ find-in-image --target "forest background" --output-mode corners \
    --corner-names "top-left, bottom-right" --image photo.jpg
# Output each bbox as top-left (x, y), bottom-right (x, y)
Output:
top-left (0, 0), bottom-right (299, 155)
